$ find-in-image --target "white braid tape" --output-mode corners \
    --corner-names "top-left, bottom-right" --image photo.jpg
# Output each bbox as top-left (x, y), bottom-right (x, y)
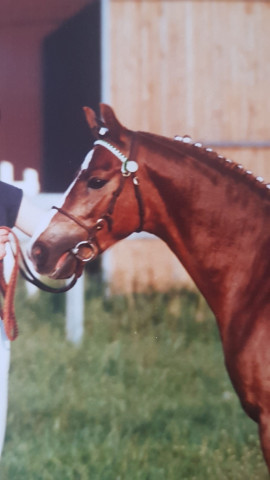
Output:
top-left (94, 140), bottom-right (138, 174)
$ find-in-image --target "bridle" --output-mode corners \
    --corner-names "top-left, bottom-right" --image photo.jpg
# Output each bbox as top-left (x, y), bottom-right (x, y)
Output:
top-left (0, 136), bottom-right (145, 341)
top-left (52, 134), bottom-right (145, 265)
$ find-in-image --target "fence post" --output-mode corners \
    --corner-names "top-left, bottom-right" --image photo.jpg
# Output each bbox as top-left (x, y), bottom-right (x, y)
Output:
top-left (0, 161), bottom-right (14, 183)
top-left (65, 273), bottom-right (84, 345)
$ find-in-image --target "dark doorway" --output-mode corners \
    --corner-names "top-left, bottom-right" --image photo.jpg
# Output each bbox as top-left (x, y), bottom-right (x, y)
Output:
top-left (42, 1), bottom-right (100, 192)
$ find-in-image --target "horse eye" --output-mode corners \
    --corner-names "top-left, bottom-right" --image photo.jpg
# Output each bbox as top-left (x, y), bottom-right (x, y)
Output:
top-left (87, 177), bottom-right (107, 189)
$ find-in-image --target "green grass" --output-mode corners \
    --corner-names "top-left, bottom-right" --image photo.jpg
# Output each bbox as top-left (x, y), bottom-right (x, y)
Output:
top-left (0, 278), bottom-right (268, 479)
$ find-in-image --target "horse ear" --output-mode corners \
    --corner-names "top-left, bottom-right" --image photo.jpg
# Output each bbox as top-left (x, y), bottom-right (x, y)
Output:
top-left (99, 104), bottom-right (125, 141)
top-left (83, 106), bottom-right (100, 138)
top-left (83, 104), bottom-right (125, 141)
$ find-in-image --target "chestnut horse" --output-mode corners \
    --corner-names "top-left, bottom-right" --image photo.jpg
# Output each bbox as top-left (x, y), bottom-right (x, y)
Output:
top-left (31, 105), bottom-right (270, 471)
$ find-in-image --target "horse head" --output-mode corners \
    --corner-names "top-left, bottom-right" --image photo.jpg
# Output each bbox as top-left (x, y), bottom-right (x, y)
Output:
top-left (31, 105), bottom-right (144, 279)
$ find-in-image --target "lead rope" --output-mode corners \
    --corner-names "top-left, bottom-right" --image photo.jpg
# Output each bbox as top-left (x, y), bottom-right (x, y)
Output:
top-left (0, 228), bottom-right (20, 341)
top-left (0, 228), bottom-right (81, 341)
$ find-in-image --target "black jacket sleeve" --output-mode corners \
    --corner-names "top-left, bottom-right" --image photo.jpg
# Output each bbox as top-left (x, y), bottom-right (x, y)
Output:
top-left (0, 181), bottom-right (23, 227)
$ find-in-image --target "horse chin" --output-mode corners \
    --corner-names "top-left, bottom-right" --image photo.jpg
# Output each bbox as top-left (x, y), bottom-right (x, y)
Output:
top-left (50, 251), bottom-right (78, 279)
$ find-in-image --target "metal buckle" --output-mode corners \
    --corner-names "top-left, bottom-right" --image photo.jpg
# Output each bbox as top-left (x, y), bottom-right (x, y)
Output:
top-left (71, 241), bottom-right (97, 263)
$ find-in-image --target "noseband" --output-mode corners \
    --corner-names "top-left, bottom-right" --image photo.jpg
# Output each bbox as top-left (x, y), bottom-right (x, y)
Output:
top-left (52, 135), bottom-right (144, 264)
top-left (51, 206), bottom-right (102, 263)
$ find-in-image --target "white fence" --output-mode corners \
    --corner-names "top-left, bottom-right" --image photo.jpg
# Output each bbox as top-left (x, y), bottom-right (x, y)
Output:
top-left (0, 162), bottom-right (40, 197)
top-left (0, 161), bottom-right (84, 345)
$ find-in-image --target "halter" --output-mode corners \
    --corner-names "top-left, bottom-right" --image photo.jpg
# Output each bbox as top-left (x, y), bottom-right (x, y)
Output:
top-left (52, 135), bottom-right (145, 264)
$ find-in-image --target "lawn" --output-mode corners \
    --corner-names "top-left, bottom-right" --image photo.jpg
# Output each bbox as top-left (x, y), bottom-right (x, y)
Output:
top-left (0, 277), bottom-right (268, 479)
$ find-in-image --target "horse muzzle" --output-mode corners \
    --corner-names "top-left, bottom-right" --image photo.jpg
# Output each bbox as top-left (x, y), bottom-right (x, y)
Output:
top-left (31, 237), bottom-right (99, 279)
top-left (31, 240), bottom-right (76, 278)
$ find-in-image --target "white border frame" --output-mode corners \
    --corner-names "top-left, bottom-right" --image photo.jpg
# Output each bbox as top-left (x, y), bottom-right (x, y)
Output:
top-left (101, 0), bottom-right (111, 104)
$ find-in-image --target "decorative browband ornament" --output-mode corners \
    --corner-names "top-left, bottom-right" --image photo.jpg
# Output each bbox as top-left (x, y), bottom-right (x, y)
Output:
top-left (94, 139), bottom-right (139, 176)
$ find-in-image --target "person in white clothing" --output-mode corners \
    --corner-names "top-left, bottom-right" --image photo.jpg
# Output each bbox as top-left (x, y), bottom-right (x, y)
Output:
top-left (0, 181), bottom-right (42, 458)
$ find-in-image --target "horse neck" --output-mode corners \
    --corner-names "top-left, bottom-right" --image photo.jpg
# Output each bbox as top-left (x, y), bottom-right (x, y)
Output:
top-left (138, 134), bottom-right (270, 328)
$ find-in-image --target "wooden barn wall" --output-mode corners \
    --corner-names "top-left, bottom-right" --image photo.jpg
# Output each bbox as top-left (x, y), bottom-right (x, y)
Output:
top-left (104, 0), bottom-right (270, 293)
top-left (108, 0), bottom-right (270, 177)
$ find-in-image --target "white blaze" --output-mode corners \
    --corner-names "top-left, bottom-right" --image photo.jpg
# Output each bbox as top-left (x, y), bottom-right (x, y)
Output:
top-left (81, 148), bottom-right (94, 171)
top-left (30, 148), bottom-right (95, 245)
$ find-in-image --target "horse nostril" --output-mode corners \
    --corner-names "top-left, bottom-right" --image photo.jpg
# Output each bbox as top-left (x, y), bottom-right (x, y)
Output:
top-left (31, 241), bottom-right (49, 268)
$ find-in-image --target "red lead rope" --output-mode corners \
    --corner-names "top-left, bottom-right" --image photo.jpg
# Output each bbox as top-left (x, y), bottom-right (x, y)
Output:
top-left (0, 227), bottom-right (20, 341)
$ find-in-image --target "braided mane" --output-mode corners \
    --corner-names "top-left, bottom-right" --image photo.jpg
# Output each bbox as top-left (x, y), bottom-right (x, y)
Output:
top-left (138, 131), bottom-right (270, 199)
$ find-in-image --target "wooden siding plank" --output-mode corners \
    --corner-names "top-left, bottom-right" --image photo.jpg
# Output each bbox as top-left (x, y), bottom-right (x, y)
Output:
top-left (109, 0), bottom-right (270, 142)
